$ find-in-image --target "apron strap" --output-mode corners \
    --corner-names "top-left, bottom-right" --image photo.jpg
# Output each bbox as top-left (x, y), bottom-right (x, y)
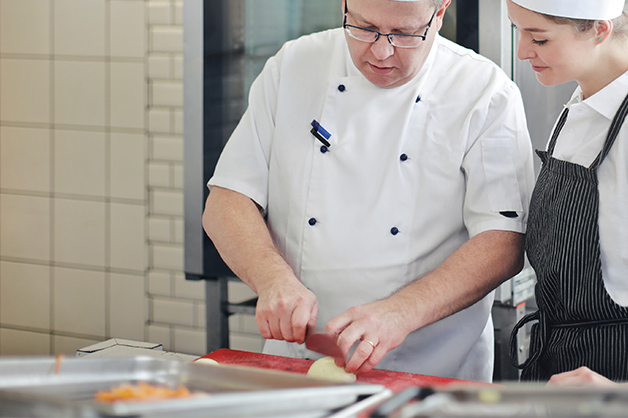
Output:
top-left (590, 92), bottom-right (628, 170)
top-left (510, 310), bottom-right (546, 370)
top-left (546, 108), bottom-right (570, 156)
top-left (552, 316), bottom-right (628, 328)
top-left (510, 312), bottom-right (628, 370)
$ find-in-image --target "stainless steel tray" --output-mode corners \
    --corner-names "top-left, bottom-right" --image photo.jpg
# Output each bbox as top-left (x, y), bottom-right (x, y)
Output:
top-left (372, 384), bottom-right (628, 417)
top-left (0, 356), bottom-right (389, 417)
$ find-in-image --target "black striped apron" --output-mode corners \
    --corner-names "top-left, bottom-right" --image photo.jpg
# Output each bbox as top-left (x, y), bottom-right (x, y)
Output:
top-left (510, 93), bottom-right (628, 382)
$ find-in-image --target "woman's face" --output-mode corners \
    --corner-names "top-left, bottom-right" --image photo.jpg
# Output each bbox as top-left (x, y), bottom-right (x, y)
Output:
top-left (343, 0), bottom-right (448, 89)
top-left (507, 0), bottom-right (598, 89)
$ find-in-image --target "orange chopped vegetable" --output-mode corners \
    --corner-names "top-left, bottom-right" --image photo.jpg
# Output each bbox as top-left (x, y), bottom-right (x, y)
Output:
top-left (55, 355), bottom-right (65, 374)
top-left (95, 382), bottom-right (192, 403)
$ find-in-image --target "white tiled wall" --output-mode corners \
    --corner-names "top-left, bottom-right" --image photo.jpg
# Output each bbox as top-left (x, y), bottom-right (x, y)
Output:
top-left (0, 0), bottom-right (265, 357)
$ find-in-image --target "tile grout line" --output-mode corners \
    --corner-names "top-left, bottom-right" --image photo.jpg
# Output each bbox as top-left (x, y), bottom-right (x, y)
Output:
top-left (0, 1), bottom-right (3, 284)
top-left (144, 0), bottom-right (152, 344)
top-left (49, 0), bottom-right (57, 356)
top-left (105, 0), bottom-right (112, 341)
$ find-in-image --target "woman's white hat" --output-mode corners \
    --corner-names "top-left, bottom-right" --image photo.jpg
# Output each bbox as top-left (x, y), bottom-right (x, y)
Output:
top-left (511, 0), bottom-right (625, 20)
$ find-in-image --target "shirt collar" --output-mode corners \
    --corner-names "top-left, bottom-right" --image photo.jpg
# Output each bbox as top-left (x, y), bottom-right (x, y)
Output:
top-left (570, 70), bottom-right (628, 120)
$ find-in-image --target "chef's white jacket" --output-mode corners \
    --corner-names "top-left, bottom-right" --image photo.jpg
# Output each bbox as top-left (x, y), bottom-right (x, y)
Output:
top-left (551, 70), bottom-right (628, 306)
top-left (209, 29), bottom-right (535, 383)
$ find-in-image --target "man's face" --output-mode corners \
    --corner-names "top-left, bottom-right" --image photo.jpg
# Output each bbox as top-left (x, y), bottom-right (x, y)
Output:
top-left (343, 0), bottom-right (447, 89)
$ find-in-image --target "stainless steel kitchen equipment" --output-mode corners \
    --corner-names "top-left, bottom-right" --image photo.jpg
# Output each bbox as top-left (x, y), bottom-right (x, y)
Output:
top-left (0, 356), bottom-right (389, 417)
top-left (370, 384), bottom-right (628, 417)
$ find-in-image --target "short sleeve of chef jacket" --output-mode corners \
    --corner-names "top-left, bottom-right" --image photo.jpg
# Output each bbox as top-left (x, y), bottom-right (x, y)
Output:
top-left (460, 80), bottom-right (535, 237)
top-left (207, 52), bottom-right (280, 212)
top-left (208, 31), bottom-right (535, 239)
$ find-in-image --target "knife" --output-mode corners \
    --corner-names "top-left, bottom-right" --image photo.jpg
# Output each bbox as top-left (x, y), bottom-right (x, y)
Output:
top-left (304, 325), bottom-right (344, 360)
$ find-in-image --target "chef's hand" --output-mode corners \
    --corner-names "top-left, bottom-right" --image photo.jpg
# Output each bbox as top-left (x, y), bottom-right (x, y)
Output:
top-left (255, 278), bottom-right (318, 345)
top-left (547, 367), bottom-right (616, 387)
top-left (326, 299), bottom-right (411, 374)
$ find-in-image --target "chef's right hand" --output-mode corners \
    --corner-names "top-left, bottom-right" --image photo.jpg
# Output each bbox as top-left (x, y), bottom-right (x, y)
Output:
top-left (255, 278), bottom-right (318, 345)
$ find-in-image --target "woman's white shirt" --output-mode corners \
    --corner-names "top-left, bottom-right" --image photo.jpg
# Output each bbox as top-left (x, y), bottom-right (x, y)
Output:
top-left (551, 71), bottom-right (628, 305)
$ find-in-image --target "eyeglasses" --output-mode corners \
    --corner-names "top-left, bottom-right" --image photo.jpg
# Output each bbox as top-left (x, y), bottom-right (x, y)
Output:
top-left (343, 3), bottom-right (436, 49)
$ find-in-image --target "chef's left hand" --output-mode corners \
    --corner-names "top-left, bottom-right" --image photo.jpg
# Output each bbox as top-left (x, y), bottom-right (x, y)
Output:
top-left (325, 299), bottom-right (411, 374)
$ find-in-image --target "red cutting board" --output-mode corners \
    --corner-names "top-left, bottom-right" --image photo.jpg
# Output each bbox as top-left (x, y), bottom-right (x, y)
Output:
top-left (199, 349), bottom-right (488, 393)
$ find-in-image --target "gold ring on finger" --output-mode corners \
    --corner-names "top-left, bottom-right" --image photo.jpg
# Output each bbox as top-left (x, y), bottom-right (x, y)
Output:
top-left (361, 338), bottom-right (376, 349)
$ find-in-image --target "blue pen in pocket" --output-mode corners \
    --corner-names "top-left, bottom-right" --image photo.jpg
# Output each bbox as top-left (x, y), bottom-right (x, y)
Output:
top-left (310, 120), bottom-right (331, 147)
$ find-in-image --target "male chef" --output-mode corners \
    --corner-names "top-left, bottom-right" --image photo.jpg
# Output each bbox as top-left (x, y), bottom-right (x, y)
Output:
top-left (203, 0), bottom-right (535, 382)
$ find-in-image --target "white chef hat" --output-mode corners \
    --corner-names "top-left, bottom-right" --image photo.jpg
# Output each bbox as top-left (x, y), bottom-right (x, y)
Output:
top-left (511, 0), bottom-right (625, 20)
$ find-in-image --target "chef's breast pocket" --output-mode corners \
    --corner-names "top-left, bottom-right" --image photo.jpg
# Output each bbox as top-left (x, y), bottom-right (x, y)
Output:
top-left (480, 137), bottom-right (525, 216)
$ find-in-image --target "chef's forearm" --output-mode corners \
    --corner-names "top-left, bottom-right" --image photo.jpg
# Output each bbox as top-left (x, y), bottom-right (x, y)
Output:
top-left (202, 186), bottom-right (297, 294)
top-left (391, 230), bottom-right (525, 331)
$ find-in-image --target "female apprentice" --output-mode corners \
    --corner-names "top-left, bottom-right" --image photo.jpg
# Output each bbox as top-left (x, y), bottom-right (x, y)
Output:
top-left (507, 0), bottom-right (628, 384)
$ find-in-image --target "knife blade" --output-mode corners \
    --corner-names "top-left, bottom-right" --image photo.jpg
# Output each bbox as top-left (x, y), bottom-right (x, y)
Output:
top-left (304, 325), bottom-right (344, 359)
